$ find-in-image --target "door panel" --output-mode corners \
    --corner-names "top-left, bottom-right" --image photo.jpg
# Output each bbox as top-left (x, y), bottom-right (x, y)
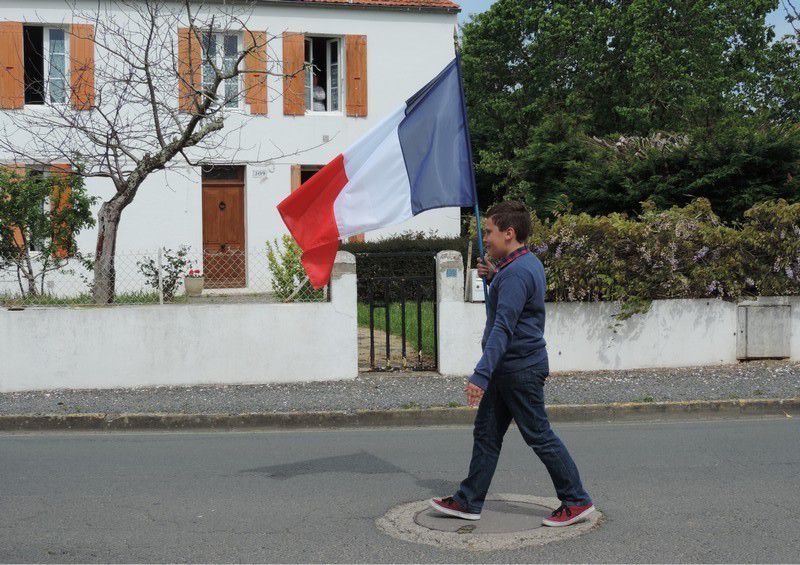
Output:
top-left (202, 182), bottom-right (245, 288)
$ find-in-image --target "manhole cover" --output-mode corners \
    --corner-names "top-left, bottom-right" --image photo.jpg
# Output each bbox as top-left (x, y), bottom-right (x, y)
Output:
top-left (376, 494), bottom-right (602, 552)
top-left (414, 498), bottom-right (552, 534)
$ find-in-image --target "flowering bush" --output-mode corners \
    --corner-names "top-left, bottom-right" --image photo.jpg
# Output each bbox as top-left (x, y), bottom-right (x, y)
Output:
top-left (186, 268), bottom-right (203, 278)
top-left (525, 198), bottom-right (799, 316)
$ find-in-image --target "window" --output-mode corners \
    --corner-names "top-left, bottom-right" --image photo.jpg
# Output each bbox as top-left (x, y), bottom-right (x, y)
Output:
top-left (300, 165), bottom-right (322, 184)
top-left (202, 32), bottom-right (242, 109)
top-left (201, 164), bottom-right (245, 182)
top-left (304, 36), bottom-right (342, 113)
top-left (23, 26), bottom-right (68, 105)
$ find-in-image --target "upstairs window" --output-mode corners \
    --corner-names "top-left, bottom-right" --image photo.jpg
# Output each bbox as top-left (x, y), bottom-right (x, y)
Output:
top-left (304, 36), bottom-right (341, 113)
top-left (23, 26), bottom-right (68, 105)
top-left (202, 32), bottom-right (242, 109)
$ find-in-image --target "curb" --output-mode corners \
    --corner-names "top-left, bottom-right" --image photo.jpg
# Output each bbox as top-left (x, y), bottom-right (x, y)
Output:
top-left (0, 397), bottom-right (797, 432)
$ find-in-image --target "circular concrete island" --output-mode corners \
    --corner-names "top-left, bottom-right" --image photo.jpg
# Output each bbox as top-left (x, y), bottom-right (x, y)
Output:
top-left (375, 494), bottom-right (602, 552)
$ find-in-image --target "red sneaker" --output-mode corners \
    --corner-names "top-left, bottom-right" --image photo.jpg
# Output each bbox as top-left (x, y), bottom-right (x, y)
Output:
top-left (541, 503), bottom-right (595, 527)
top-left (429, 496), bottom-right (481, 520)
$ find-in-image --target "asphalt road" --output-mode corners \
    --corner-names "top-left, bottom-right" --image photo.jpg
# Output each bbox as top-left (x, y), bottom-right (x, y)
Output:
top-left (1, 417), bottom-right (798, 563)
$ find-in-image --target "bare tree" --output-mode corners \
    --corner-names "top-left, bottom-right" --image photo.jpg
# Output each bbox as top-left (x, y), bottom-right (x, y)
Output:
top-left (0, 0), bottom-right (309, 303)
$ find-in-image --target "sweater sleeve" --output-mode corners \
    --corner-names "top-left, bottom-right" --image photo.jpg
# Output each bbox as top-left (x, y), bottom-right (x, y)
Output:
top-left (469, 274), bottom-right (527, 390)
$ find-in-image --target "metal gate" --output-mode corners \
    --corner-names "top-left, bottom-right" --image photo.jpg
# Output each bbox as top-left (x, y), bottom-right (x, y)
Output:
top-left (357, 252), bottom-right (438, 371)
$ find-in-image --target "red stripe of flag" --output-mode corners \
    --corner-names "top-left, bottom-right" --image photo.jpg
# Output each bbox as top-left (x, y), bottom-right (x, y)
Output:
top-left (277, 154), bottom-right (349, 289)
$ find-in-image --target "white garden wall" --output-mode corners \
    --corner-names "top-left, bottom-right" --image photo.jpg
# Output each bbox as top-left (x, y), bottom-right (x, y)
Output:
top-left (0, 252), bottom-right (357, 393)
top-left (436, 251), bottom-right (800, 376)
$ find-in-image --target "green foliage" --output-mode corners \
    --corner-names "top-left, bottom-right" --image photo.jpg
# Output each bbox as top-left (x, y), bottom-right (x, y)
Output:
top-left (266, 235), bottom-right (324, 301)
top-left (528, 198), bottom-right (800, 311)
top-left (0, 167), bottom-right (96, 296)
top-left (499, 120), bottom-right (800, 223)
top-left (136, 245), bottom-right (194, 300)
top-left (461, 0), bottom-right (800, 219)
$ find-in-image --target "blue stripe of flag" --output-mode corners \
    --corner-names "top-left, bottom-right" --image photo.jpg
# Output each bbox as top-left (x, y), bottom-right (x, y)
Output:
top-left (397, 57), bottom-right (477, 216)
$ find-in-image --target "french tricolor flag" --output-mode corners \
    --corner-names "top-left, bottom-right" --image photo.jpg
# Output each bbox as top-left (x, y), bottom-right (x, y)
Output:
top-left (278, 56), bottom-right (477, 288)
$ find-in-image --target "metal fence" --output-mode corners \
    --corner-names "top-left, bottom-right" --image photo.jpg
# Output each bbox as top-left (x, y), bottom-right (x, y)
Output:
top-left (0, 249), bottom-right (327, 308)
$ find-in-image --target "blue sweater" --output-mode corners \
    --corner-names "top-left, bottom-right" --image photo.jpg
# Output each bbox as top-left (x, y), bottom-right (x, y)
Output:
top-left (468, 251), bottom-right (548, 390)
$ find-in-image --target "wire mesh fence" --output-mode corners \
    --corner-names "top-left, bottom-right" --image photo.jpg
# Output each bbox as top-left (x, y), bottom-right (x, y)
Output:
top-left (0, 248), bottom-right (327, 308)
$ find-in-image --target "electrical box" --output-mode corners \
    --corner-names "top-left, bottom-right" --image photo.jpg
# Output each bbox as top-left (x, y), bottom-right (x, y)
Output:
top-left (737, 298), bottom-right (791, 360)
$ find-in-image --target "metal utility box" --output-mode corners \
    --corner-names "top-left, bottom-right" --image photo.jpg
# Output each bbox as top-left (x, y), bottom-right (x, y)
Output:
top-left (466, 269), bottom-right (486, 302)
top-left (737, 297), bottom-right (791, 360)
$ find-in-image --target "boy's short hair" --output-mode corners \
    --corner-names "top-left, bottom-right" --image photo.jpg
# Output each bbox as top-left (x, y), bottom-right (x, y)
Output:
top-left (486, 200), bottom-right (531, 242)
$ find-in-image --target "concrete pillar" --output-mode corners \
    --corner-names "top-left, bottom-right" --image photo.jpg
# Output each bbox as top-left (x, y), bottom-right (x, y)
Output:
top-left (436, 250), bottom-right (464, 304)
top-left (435, 251), bottom-right (485, 376)
top-left (331, 251), bottom-right (358, 378)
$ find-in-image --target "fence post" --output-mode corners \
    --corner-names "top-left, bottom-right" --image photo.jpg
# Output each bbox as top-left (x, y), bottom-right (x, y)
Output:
top-left (157, 248), bottom-right (164, 305)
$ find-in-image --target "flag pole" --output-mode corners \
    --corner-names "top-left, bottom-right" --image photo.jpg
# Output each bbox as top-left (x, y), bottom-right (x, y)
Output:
top-left (454, 28), bottom-right (489, 308)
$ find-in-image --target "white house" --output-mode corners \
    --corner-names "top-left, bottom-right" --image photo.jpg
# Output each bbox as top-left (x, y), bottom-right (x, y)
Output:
top-left (0, 0), bottom-right (463, 295)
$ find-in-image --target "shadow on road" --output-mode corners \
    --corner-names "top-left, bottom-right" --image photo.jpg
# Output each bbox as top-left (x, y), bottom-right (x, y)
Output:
top-left (240, 449), bottom-right (458, 495)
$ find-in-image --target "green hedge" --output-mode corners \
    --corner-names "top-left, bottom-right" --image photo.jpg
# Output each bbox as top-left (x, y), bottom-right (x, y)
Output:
top-left (333, 199), bottom-right (799, 312)
top-left (528, 198), bottom-right (799, 316)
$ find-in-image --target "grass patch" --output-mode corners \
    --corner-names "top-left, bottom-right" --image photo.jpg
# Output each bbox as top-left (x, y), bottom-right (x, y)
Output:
top-left (357, 301), bottom-right (436, 356)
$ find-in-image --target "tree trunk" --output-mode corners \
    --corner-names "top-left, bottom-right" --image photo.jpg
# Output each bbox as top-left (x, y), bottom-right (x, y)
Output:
top-left (92, 201), bottom-right (123, 304)
top-left (22, 252), bottom-right (37, 297)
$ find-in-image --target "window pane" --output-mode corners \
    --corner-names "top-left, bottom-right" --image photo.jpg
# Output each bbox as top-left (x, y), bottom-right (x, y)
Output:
top-left (225, 76), bottom-right (238, 107)
top-left (48, 29), bottom-right (66, 103)
top-left (222, 35), bottom-right (238, 107)
top-left (329, 40), bottom-right (339, 111)
top-left (223, 35), bottom-right (238, 57)
top-left (49, 29), bottom-right (65, 54)
top-left (49, 78), bottom-right (65, 103)
top-left (202, 34), bottom-right (216, 95)
top-left (304, 40), bottom-right (312, 110)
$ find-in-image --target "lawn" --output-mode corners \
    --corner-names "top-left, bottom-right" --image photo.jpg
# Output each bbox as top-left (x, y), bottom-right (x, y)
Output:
top-left (357, 301), bottom-right (436, 357)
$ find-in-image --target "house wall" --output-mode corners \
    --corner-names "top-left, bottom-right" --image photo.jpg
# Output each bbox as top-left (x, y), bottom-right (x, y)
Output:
top-left (0, 0), bottom-right (462, 266)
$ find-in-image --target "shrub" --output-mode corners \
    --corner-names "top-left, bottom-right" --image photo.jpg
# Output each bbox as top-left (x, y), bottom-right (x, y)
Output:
top-left (137, 245), bottom-right (193, 300)
top-left (528, 198), bottom-right (799, 315)
top-left (266, 235), bottom-right (323, 301)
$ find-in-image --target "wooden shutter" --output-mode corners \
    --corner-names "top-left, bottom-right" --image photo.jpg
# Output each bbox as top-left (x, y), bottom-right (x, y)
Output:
top-left (178, 27), bottom-right (202, 113)
top-left (0, 22), bottom-right (24, 109)
top-left (244, 30), bottom-right (268, 115)
top-left (290, 165), bottom-right (302, 192)
top-left (50, 164), bottom-right (72, 259)
top-left (69, 24), bottom-right (95, 110)
top-left (282, 32), bottom-right (305, 116)
top-left (345, 35), bottom-right (367, 117)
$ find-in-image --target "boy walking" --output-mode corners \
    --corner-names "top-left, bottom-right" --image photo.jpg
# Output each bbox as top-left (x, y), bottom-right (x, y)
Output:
top-left (430, 201), bottom-right (595, 527)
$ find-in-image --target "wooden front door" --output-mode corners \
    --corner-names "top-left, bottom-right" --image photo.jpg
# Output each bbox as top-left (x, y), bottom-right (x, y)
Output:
top-left (202, 166), bottom-right (246, 288)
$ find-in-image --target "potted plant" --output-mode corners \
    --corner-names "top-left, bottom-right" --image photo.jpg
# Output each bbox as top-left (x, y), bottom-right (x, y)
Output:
top-left (184, 268), bottom-right (204, 296)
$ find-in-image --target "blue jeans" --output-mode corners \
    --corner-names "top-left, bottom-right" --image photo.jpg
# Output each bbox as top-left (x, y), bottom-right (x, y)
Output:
top-left (453, 362), bottom-right (592, 514)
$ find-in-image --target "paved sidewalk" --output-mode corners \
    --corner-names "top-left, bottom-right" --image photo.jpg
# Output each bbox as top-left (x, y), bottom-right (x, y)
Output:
top-left (2, 360), bottom-right (798, 416)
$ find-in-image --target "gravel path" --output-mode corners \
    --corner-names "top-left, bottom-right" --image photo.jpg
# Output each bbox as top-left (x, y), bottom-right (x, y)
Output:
top-left (1, 361), bottom-right (798, 416)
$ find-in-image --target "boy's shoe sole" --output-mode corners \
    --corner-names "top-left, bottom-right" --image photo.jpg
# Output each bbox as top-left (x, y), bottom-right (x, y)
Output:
top-left (541, 504), bottom-right (595, 527)
top-left (428, 498), bottom-right (481, 520)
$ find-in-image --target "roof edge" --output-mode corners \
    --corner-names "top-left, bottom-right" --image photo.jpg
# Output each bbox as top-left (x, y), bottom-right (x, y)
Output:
top-left (254, 0), bottom-right (461, 15)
